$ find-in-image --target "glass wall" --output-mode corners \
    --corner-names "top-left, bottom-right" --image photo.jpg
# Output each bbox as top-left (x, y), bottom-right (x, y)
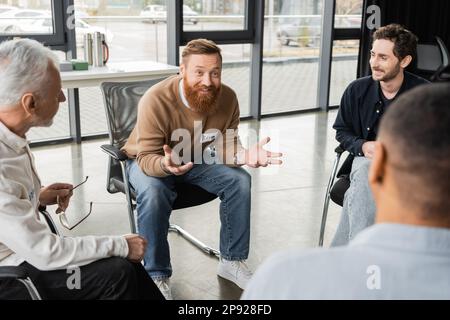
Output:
top-left (183, 0), bottom-right (246, 31)
top-left (4, 0), bottom-right (364, 143)
top-left (0, 0), bottom-right (53, 35)
top-left (220, 44), bottom-right (251, 117)
top-left (329, 40), bottom-right (359, 106)
top-left (74, 0), bottom-right (168, 63)
top-left (329, 0), bottom-right (362, 106)
top-left (262, 0), bottom-right (323, 114)
top-left (334, 0), bottom-right (362, 28)
top-left (74, 0), bottom-right (169, 136)
top-left (6, 0), bottom-right (174, 140)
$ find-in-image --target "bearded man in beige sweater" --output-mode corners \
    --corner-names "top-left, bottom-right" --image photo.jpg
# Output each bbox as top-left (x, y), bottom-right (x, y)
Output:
top-left (122, 39), bottom-right (283, 299)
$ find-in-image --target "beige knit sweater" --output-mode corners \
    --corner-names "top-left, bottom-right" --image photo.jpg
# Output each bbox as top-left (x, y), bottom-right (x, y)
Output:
top-left (122, 75), bottom-right (242, 177)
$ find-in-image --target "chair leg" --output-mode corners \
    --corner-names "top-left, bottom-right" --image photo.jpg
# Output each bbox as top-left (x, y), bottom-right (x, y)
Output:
top-left (319, 198), bottom-right (331, 247)
top-left (121, 160), bottom-right (220, 258)
top-left (18, 278), bottom-right (42, 300)
top-left (319, 151), bottom-right (343, 247)
top-left (124, 193), bottom-right (220, 258)
top-left (120, 161), bottom-right (138, 234)
top-left (40, 210), bottom-right (59, 236)
top-left (169, 224), bottom-right (220, 258)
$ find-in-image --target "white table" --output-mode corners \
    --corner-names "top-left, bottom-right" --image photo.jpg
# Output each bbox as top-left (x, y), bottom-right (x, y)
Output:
top-left (61, 60), bottom-right (179, 88)
top-left (59, 60), bottom-right (179, 143)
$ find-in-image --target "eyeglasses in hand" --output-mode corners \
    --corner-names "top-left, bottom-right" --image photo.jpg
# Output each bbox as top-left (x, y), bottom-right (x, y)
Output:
top-left (56, 176), bottom-right (93, 230)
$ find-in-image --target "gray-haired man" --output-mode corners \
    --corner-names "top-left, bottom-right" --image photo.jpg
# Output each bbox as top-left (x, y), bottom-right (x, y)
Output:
top-left (0, 39), bottom-right (163, 300)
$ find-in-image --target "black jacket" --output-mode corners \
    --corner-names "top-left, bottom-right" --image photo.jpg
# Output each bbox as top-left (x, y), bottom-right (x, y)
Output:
top-left (333, 71), bottom-right (429, 156)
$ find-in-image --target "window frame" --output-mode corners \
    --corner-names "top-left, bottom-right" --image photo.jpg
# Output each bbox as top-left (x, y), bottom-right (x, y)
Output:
top-left (180, 0), bottom-right (255, 45)
top-left (0, 0), bottom-right (66, 48)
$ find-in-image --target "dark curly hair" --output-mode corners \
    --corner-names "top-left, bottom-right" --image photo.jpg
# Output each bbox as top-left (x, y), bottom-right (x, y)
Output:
top-left (373, 24), bottom-right (418, 61)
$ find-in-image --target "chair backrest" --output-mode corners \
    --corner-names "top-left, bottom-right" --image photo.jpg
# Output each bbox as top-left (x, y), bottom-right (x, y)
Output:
top-left (436, 36), bottom-right (449, 67)
top-left (431, 37), bottom-right (450, 82)
top-left (101, 78), bottom-right (167, 149)
top-left (416, 43), bottom-right (442, 72)
top-left (415, 36), bottom-right (450, 81)
top-left (432, 64), bottom-right (450, 82)
top-left (101, 78), bottom-right (168, 193)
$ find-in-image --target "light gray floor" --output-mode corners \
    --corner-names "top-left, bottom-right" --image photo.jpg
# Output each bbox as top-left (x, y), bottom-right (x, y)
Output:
top-left (31, 110), bottom-right (343, 300)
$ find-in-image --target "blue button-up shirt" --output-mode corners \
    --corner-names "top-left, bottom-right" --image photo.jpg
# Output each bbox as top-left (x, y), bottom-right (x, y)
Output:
top-left (242, 224), bottom-right (450, 300)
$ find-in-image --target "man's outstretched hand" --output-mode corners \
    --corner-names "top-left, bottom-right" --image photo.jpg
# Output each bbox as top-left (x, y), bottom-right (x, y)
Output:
top-left (161, 145), bottom-right (194, 176)
top-left (241, 137), bottom-right (283, 168)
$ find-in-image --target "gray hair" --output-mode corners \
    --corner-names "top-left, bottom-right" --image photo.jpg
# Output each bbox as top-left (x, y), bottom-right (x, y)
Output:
top-left (0, 38), bottom-right (59, 108)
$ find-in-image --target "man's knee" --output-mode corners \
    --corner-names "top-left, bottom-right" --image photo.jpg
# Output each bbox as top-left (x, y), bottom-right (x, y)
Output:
top-left (230, 168), bottom-right (252, 193)
top-left (107, 256), bottom-right (131, 266)
top-left (91, 258), bottom-right (141, 299)
top-left (101, 257), bottom-right (135, 279)
top-left (140, 178), bottom-right (171, 194)
top-left (136, 178), bottom-right (176, 204)
top-left (351, 157), bottom-right (372, 180)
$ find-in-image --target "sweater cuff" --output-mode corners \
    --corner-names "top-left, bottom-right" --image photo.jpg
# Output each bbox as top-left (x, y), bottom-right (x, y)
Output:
top-left (139, 155), bottom-right (171, 177)
top-left (159, 156), bottom-right (173, 176)
top-left (116, 236), bottom-right (129, 258)
top-left (354, 139), bottom-right (366, 157)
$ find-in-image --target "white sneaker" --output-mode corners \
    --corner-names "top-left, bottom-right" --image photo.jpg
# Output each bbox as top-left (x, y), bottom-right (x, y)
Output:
top-left (153, 278), bottom-right (173, 300)
top-left (217, 258), bottom-right (253, 289)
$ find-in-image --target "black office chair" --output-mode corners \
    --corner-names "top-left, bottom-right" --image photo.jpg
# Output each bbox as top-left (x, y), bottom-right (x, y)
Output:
top-left (0, 210), bottom-right (58, 300)
top-left (415, 36), bottom-right (450, 81)
top-left (431, 37), bottom-right (450, 82)
top-left (0, 266), bottom-right (41, 300)
top-left (100, 79), bottom-right (220, 258)
top-left (318, 145), bottom-right (353, 246)
top-left (432, 65), bottom-right (450, 82)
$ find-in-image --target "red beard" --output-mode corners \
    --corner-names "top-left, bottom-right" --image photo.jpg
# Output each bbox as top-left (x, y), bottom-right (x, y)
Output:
top-left (184, 78), bottom-right (220, 114)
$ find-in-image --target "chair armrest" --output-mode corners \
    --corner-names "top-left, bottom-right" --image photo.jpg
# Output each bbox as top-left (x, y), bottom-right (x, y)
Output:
top-left (0, 266), bottom-right (28, 280)
top-left (101, 144), bottom-right (129, 161)
top-left (335, 145), bottom-right (345, 154)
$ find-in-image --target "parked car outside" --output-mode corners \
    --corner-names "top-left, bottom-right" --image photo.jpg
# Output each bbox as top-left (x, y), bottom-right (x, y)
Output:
top-left (276, 14), bottom-right (362, 47)
top-left (0, 4), bottom-right (17, 15)
top-left (335, 14), bottom-right (362, 28)
top-left (0, 8), bottom-right (50, 33)
top-left (276, 15), bottom-right (322, 47)
top-left (140, 4), bottom-right (198, 24)
top-left (183, 5), bottom-right (198, 25)
top-left (0, 9), bottom-right (113, 47)
top-left (140, 4), bottom-right (166, 23)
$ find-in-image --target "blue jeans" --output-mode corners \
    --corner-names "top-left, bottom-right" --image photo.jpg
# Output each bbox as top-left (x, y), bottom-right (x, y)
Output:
top-left (126, 161), bottom-right (252, 280)
top-left (331, 157), bottom-right (376, 246)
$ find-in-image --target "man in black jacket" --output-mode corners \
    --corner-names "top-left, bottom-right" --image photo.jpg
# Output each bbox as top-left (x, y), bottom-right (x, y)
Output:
top-left (331, 24), bottom-right (429, 246)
